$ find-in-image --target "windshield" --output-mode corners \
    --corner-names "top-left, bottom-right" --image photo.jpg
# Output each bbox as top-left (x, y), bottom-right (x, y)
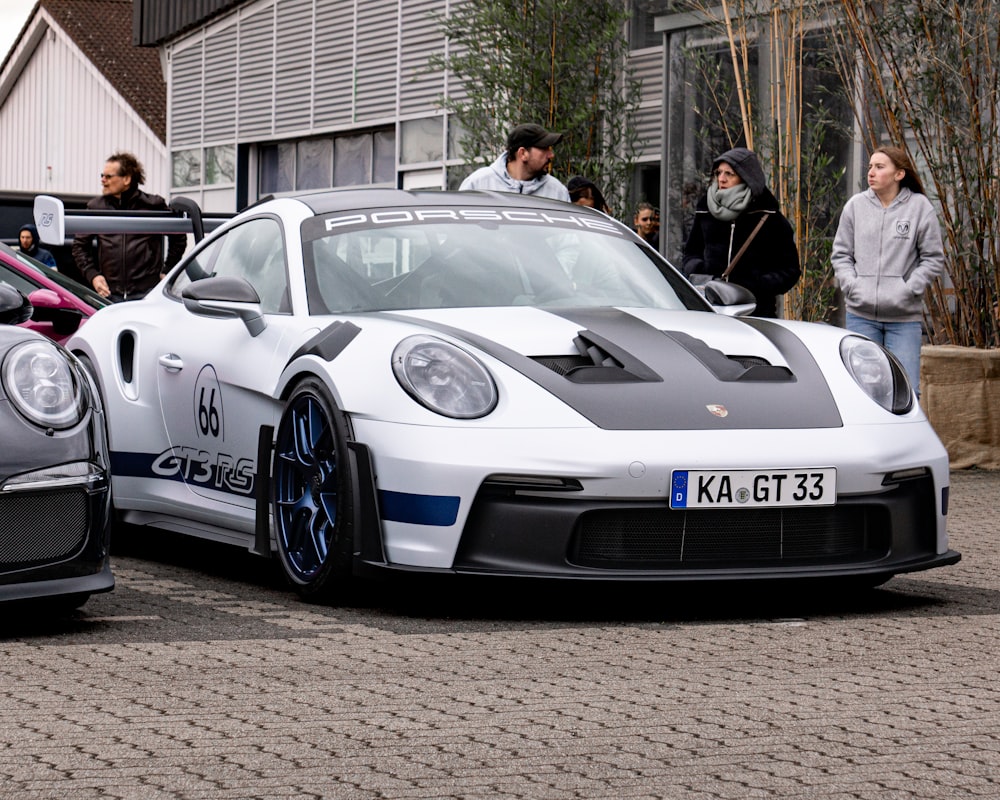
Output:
top-left (4, 246), bottom-right (109, 311)
top-left (301, 209), bottom-right (706, 315)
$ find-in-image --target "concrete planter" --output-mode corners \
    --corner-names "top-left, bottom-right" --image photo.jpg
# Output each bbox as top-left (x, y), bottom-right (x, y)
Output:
top-left (920, 344), bottom-right (1000, 469)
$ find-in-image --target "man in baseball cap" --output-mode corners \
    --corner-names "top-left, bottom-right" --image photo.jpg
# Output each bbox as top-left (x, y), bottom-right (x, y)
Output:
top-left (459, 123), bottom-right (570, 201)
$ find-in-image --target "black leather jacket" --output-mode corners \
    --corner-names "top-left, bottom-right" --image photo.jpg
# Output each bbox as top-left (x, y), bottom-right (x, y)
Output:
top-left (72, 186), bottom-right (187, 299)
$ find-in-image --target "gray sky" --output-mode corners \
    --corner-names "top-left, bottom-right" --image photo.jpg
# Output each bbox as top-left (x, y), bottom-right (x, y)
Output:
top-left (0, 1), bottom-right (36, 64)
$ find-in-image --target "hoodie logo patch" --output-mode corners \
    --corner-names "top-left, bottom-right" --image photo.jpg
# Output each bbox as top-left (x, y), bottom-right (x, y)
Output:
top-left (706, 404), bottom-right (728, 418)
top-left (895, 220), bottom-right (911, 238)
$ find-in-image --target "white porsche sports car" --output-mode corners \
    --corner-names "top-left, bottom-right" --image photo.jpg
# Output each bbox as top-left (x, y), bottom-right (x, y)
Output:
top-left (48, 189), bottom-right (958, 601)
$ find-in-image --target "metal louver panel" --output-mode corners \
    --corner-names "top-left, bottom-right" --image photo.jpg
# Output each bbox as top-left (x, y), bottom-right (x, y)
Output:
top-left (204, 24), bottom-right (238, 140)
top-left (313, 1), bottom-right (355, 127)
top-left (354, 0), bottom-right (399, 122)
top-left (275, 0), bottom-right (314, 132)
top-left (400, 0), bottom-right (447, 116)
top-left (628, 48), bottom-right (664, 157)
top-left (238, 5), bottom-right (277, 137)
top-left (171, 43), bottom-right (204, 145)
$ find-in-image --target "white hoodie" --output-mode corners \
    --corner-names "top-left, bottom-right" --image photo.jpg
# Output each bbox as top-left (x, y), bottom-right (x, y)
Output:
top-left (459, 153), bottom-right (570, 201)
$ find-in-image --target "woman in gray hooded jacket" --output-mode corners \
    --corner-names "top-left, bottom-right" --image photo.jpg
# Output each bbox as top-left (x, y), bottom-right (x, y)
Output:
top-left (832, 145), bottom-right (943, 392)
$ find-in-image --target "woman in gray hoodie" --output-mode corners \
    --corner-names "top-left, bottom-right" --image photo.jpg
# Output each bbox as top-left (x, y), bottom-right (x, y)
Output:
top-left (832, 146), bottom-right (943, 392)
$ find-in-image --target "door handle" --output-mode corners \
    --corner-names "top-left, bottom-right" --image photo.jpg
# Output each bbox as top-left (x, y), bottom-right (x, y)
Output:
top-left (158, 353), bottom-right (183, 372)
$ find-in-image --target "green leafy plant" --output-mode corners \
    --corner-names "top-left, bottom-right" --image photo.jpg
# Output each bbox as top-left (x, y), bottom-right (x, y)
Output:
top-left (431, 0), bottom-right (642, 218)
top-left (831, 0), bottom-right (1000, 348)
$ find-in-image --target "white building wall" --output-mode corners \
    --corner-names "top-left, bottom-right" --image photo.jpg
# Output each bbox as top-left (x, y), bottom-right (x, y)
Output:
top-left (165, 0), bottom-right (456, 208)
top-left (0, 12), bottom-right (170, 198)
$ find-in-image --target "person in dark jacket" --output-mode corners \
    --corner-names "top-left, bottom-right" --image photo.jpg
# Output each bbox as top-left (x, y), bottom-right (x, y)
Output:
top-left (682, 147), bottom-right (800, 318)
top-left (72, 151), bottom-right (186, 301)
top-left (18, 223), bottom-right (57, 268)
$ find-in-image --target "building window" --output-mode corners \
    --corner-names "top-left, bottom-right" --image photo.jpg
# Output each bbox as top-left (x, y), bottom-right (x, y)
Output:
top-left (400, 117), bottom-right (444, 165)
top-left (297, 139), bottom-right (333, 190)
top-left (259, 128), bottom-right (396, 195)
top-left (172, 149), bottom-right (201, 188)
top-left (373, 130), bottom-right (396, 184)
top-left (173, 146), bottom-right (236, 189)
top-left (334, 134), bottom-right (372, 187)
top-left (205, 146), bottom-right (235, 185)
top-left (261, 143), bottom-right (295, 194)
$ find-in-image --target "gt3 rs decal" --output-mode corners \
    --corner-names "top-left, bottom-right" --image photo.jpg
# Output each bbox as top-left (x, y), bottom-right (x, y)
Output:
top-left (112, 448), bottom-right (255, 496)
top-left (111, 451), bottom-right (459, 525)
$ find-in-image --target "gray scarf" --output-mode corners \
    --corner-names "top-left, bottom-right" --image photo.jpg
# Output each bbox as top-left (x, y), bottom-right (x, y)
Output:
top-left (707, 182), bottom-right (752, 221)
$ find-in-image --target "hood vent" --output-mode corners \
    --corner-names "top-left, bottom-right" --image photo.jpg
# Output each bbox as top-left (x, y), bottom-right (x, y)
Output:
top-left (532, 329), bottom-right (791, 385)
top-left (665, 331), bottom-right (794, 382)
top-left (531, 331), bottom-right (663, 384)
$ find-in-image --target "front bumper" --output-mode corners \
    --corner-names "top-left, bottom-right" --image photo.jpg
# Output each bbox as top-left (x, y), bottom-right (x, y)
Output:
top-left (446, 473), bottom-right (958, 580)
top-left (0, 474), bottom-right (114, 603)
top-left (353, 443), bottom-right (958, 582)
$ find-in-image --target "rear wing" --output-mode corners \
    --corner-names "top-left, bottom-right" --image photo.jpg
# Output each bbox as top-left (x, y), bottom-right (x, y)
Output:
top-left (33, 195), bottom-right (233, 246)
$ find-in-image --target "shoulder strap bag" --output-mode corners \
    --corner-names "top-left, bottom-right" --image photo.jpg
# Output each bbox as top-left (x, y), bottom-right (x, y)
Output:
top-left (721, 214), bottom-right (769, 281)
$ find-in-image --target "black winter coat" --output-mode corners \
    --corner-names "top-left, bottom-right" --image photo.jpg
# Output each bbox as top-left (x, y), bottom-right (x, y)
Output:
top-left (72, 186), bottom-right (187, 300)
top-left (682, 148), bottom-right (800, 318)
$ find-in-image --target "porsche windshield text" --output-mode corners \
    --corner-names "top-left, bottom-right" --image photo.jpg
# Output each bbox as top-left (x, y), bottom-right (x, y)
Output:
top-left (321, 208), bottom-right (623, 235)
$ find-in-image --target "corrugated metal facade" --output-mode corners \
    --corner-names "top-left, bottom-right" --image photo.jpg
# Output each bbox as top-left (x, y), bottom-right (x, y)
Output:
top-left (0, 13), bottom-right (169, 197)
top-left (629, 48), bottom-right (665, 161)
top-left (169, 0), bottom-right (452, 145)
top-left (164, 0), bottom-right (663, 209)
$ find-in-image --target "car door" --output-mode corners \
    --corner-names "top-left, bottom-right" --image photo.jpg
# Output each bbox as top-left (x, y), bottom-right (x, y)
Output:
top-left (156, 216), bottom-right (291, 510)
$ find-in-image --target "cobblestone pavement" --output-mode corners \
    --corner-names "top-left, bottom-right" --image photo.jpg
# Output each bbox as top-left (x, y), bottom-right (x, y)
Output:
top-left (1, 470), bottom-right (998, 799)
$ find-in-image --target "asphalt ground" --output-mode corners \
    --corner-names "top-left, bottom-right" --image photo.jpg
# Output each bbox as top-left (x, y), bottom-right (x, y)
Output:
top-left (0, 469), bottom-right (998, 799)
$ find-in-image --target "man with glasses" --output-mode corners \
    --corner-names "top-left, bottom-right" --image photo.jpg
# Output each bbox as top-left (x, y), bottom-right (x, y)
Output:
top-left (459, 124), bottom-right (570, 201)
top-left (681, 147), bottom-right (800, 318)
top-left (72, 151), bottom-right (186, 302)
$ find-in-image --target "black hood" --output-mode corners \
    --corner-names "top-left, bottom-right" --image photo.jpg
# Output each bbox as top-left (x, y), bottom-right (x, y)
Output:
top-left (714, 147), bottom-right (767, 198)
top-left (18, 223), bottom-right (39, 250)
top-left (374, 308), bottom-right (843, 431)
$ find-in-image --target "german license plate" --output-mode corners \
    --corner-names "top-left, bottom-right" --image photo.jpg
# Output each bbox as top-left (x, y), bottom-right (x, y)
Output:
top-left (670, 468), bottom-right (836, 509)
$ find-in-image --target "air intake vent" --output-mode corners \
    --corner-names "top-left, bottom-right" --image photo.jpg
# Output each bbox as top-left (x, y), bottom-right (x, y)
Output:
top-left (532, 355), bottom-right (593, 376)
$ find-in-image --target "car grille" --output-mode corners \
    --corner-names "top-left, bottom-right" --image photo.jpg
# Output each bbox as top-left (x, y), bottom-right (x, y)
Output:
top-left (0, 489), bottom-right (89, 567)
top-left (570, 506), bottom-right (889, 568)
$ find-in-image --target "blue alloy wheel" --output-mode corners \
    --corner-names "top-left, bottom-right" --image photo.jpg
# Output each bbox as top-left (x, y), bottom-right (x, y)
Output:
top-left (272, 378), bottom-right (354, 601)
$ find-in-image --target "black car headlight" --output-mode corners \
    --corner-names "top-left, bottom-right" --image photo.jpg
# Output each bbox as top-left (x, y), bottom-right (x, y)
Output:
top-left (840, 335), bottom-right (914, 414)
top-left (2, 339), bottom-right (87, 429)
top-left (392, 335), bottom-right (498, 418)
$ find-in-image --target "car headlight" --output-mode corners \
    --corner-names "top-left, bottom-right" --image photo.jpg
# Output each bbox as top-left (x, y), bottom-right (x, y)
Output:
top-left (2, 339), bottom-right (87, 429)
top-left (840, 335), bottom-right (914, 414)
top-left (392, 335), bottom-right (498, 418)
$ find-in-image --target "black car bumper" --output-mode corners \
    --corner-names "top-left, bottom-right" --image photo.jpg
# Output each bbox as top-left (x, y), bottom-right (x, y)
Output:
top-left (357, 469), bottom-right (959, 582)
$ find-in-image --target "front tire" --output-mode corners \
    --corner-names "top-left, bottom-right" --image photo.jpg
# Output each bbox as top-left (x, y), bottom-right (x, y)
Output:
top-left (272, 378), bottom-right (355, 602)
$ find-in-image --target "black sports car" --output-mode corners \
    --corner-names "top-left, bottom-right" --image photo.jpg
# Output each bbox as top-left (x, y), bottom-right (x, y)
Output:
top-left (0, 283), bottom-right (113, 609)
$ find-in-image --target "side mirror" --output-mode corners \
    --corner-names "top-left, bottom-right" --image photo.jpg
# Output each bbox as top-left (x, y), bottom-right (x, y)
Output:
top-left (0, 284), bottom-right (32, 325)
top-left (181, 276), bottom-right (266, 337)
top-left (702, 280), bottom-right (757, 317)
top-left (28, 288), bottom-right (84, 334)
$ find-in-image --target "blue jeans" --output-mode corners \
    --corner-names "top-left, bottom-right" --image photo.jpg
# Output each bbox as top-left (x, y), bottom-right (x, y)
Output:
top-left (845, 313), bottom-right (923, 394)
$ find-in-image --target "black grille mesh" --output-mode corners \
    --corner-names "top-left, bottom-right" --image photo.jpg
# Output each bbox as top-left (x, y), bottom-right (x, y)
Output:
top-left (571, 506), bottom-right (887, 568)
top-left (0, 490), bottom-right (89, 566)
